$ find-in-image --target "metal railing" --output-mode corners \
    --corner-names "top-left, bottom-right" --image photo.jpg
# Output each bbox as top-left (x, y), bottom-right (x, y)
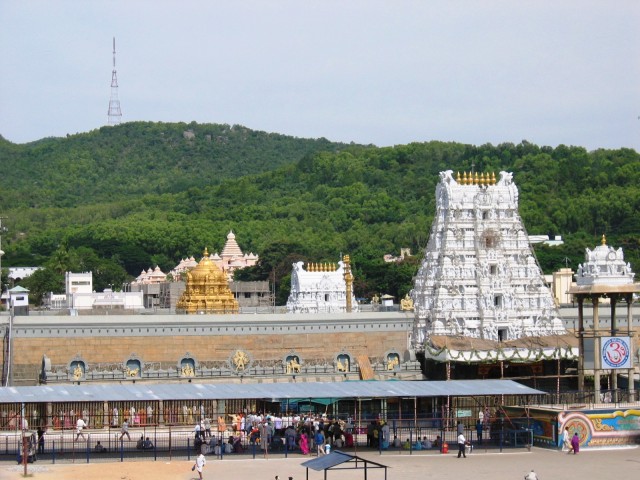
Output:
top-left (0, 416), bottom-right (534, 465)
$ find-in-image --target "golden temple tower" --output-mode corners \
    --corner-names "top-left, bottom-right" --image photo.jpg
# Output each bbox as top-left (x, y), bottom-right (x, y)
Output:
top-left (176, 248), bottom-right (239, 314)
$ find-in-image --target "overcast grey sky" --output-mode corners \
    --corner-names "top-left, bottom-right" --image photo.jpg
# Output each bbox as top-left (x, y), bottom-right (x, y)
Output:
top-left (1, 1), bottom-right (638, 151)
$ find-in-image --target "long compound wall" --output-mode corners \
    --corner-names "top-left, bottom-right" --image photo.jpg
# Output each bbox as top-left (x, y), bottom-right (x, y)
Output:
top-left (1, 312), bottom-right (416, 385)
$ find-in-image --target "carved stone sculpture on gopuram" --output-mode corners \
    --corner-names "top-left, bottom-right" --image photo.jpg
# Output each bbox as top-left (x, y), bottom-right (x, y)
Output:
top-left (176, 248), bottom-right (239, 314)
top-left (410, 170), bottom-right (566, 348)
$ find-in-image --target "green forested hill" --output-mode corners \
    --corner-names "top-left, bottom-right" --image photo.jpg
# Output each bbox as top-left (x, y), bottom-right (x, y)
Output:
top-left (0, 121), bottom-right (347, 208)
top-left (1, 123), bottom-right (638, 305)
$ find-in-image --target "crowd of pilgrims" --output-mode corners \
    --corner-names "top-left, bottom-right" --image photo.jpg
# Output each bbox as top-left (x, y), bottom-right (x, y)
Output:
top-left (192, 412), bottom-right (355, 455)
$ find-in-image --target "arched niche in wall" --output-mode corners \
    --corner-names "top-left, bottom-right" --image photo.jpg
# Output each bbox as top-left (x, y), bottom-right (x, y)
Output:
top-left (179, 354), bottom-right (197, 377)
top-left (335, 352), bottom-right (352, 373)
top-left (283, 352), bottom-right (302, 375)
top-left (124, 354), bottom-right (143, 378)
top-left (384, 349), bottom-right (401, 372)
top-left (69, 356), bottom-right (86, 381)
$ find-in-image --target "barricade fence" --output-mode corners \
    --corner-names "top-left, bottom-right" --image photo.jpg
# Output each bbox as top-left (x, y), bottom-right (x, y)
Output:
top-left (0, 414), bottom-right (533, 464)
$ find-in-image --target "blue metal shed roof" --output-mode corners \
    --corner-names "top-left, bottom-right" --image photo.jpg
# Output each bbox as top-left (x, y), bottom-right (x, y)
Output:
top-left (0, 379), bottom-right (543, 403)
top-left (301, 450), bottom-right (388, 471)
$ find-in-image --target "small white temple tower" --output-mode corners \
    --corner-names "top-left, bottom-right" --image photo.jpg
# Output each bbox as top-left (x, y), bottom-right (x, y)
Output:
top-left (411, 170), bottom-right (566, 348)
top-left (287, 257), bottom-right (358, 314)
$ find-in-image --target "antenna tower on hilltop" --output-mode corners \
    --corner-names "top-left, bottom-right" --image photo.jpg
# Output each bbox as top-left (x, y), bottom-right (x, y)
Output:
top-left (107, 37), bottom-right (122, 126)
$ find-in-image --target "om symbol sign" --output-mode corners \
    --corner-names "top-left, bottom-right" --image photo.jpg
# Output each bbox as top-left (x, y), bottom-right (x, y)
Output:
top-left (602, 337), bottom-right (630, 368)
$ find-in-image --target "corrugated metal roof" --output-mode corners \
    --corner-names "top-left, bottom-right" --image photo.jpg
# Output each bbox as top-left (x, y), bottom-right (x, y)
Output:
top-left (301, 451), bottom-right (388, 471)
top-left (0, 379), bottom-right (543, 403)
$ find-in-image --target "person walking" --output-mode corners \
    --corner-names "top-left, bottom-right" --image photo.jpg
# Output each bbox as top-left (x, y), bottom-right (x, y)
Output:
top-left (75, 417), bottom-right (87, 441)
top-left (260, 421), bottom-right (269, 459)
top-left (562, 427), bottom-right (572, 452)
top-left (457, 431), bottom-right (467, 458)
top-left (315, 429), bottom-right (326, 456)
top-left (570, 432), bottom-right (580, 454)
top-left (37, 427), bottom-right (45, 454)
top-left (193, 452), bottom-right (206, 480)
top-left (119, 418), bottom-right (131, 441)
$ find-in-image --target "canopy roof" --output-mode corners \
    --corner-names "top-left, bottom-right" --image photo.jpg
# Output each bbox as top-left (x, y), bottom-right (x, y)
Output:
top-left (302, 450), bottom-right (388, 472)
top-left (0, 379), bottom-right (543, 403)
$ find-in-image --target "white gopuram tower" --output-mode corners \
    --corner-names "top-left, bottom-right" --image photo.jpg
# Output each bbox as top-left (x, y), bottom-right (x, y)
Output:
top-left (411, 170), bottom-right (566, 349)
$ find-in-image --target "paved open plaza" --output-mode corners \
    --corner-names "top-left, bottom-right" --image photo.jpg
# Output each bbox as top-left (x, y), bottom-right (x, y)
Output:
top-left (0, 446), bottom-right (637, 480)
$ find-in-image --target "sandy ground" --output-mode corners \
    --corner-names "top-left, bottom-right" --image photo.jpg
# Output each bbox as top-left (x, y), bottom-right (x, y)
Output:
top-left (0, 447), bottom-right (637, 480)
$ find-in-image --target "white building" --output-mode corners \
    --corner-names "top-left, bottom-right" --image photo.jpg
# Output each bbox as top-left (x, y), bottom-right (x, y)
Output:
top-left (8, 267), bottom-right (41, 282)
top-left (8, 285), bottom-right (30, 315)
top-left (411, 170), bottom-right (566, 348)
top-left (64, 272), bottom-right (144, 311)
top-left (286, 260), bottom-right (358, 314)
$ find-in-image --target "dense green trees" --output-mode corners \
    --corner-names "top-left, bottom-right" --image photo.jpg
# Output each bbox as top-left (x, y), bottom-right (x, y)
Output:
top-left (1, 123), bottom-right (638, 305)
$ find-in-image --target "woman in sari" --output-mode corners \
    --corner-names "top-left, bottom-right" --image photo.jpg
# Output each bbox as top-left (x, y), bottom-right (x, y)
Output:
top-left (571, 432), bottom-right (580, 454)
top-left (299, 432), bottom-right (309, 455)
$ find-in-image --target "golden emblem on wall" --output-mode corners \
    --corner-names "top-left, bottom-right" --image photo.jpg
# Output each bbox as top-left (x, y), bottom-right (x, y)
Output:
top-left (72, 364), bottom-right (83, 380)
top-left (232, 350), bottom-right (250, 372)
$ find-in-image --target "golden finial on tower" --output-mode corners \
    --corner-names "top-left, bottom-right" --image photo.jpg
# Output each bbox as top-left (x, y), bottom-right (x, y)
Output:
top-left (491, 171), bottom-right (496, 185)
top-left (456, 171), bottom-right (461, 183)
top-left (462, 171), bottom-right (468, 185)
top-left (203, 247), bottom-right (209, 257)
top-left (601, 234), bottom-right (607, 246)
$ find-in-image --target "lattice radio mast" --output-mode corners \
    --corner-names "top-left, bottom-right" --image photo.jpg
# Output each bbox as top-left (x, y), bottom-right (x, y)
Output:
top-left (107, 37), bottom-right (122, 125)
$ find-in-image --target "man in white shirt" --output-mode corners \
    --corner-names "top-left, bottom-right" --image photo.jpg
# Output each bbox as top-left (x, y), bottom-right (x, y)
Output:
top-left (457, 432), bottom-right (467, 458)
top-left (524, 470), bottom-right (539, 480)
top-left (75, 418), bottom-right (87, 441)
top-left (194, 452), bottom-right (206, 480)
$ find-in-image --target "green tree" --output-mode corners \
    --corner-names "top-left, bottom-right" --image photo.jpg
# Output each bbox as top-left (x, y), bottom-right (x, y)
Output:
top-left (21, 267), bottom-right (64, 306)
